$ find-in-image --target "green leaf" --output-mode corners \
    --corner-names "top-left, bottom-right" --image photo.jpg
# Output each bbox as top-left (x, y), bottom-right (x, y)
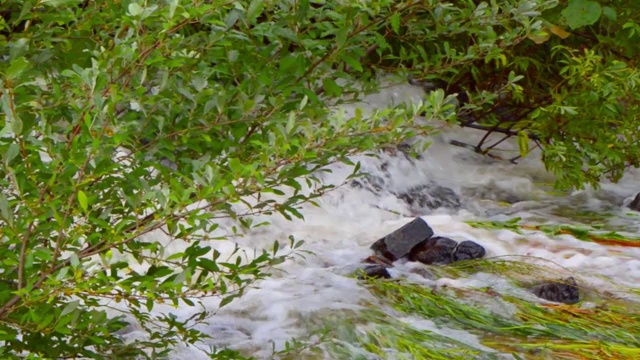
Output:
top-left (70, 253), bottom-right (80, 268)
top-left (228, 158), bottom-right (243, 175)
top-left (517, 131), bottom-right (530, 158)
top-left (602, 6), bottom-right (616, 21)
top-left (9, 38), bottom-right (29, 61)
top-left (5, 143), bottom-right (19, 165)
top-left (128, 3), bottom-right (143, 17)
top-left (1, 93), bottom-right (22, 135)
top-left (5, 57), bottom-right (30, 80)
top-left (40, 0), bottom-right (82, 6)
top-left (247, 0), bottom-right (265, 23)
top-left (322, 78), bottom-right (342, 97)
top-left (168, 0), bottom-right (179, 19)
top-left (199, 258), bottom-right (219, 272)
top-left (335, 27), bottom-right (349, 48)
top-left (0, 193), bottom-right (11, 225)
top-left (561, 0), bottom-right (602, 29)
top-left (343, 55), bottom-right (363, 72)
top-left (390, 12), bottom-right (401, 34)
top-left (299, 95), bottom-right (308, 111)
top-left (60, 300), bottom-right (80, 317)
top-left (219, 295), bottom-right (236, 308)
top-left (286, 111), bottom-right (296, 133)
top-left (78, 190), bottom-right (88, 212)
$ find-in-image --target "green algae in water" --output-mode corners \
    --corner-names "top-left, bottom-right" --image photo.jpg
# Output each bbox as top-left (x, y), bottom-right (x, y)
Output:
top-left (466, 218), bottom-right (640, 247)
top-left (360, 274), bottom-right (640, 360)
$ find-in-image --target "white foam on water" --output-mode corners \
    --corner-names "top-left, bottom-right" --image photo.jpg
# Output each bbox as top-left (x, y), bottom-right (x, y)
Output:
top-left (110, 82), bottom-right (640, 359)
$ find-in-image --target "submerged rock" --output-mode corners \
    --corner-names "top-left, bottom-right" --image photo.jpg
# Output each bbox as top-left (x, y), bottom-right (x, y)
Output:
top-left (362, 255), bottom-right (394, 267)
top-left (397, 184), bottom-right (461, 211)
top-left (530, 277), bottom-right (580, 304)
top-left (628, 193), bottom-right (640, 211)
top-left (453, 241), bottom-right (486, 261)
top-left (461, 184), bottom-right (524, 205)
top-left (370, 218), bottom-right (434, 262)
top-left (408, 236), bottom-right (458, 265)
top-left (356, 265), bottom-right (391, 279)
top-left (350, 174), bottom-right (386, 193)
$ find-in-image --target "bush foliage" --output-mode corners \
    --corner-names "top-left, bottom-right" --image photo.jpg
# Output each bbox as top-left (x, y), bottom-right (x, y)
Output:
top-left (0, 0), bottom-right (638, 358)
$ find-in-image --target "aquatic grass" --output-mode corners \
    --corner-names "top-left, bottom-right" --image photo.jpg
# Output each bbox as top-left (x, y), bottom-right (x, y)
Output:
top-left (365, 278), bottom-right (640, 359)
top-left (445, 257), bottom-right (567, 279)
top-left (522, 224), bottom-right (640, 247)
top-left (449, 256), bottom-right (640, 302)
top-left (466, 218), bottom-right (640, 247)
top-left (273, 308), bottom-right (500, 359)
top-left (272, 258), bottom-right (640, 359)
top-left (322, 310), bottom-right (501, 360)
top-left (484, 338), bottom-right (640, 359)
top-left (275, 223), bottom-right (640, 359)
top-left (550, 208), bottom-right (616, 223)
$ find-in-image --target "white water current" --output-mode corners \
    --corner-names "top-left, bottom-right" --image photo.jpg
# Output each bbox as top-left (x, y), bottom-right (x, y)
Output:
top-left (115, 83), bottom-right (640, 359)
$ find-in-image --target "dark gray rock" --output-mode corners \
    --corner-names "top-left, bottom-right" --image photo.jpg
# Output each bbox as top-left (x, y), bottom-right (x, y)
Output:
top-left (408, 236), bottom-right (458, 265)
top-left (356, 265), bottom-right (391, 279)
top-left (453, 240), bottom-right (486, 261)
top-left (397, 184), bottom-right (461, 211)
top-left (591, 189), bottom-right (626, 207)
top-left (370, 218), bottom-right (434, 262)
top-left (629, 193), bottom-right (640, 211)
top-left (530, 277), bottom-right (580, 304)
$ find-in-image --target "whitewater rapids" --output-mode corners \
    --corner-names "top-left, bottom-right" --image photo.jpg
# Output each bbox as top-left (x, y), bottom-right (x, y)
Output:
top-left (115, 82), bottom-right (640, 359)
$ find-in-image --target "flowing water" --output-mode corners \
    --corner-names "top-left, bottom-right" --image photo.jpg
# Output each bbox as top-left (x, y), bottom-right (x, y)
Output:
top-left (115, 82), bottom-right (640, 359)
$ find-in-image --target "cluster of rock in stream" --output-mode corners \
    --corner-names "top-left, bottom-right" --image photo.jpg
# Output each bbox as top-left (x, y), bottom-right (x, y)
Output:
top-left (356, 217), bottom-right (580, 305)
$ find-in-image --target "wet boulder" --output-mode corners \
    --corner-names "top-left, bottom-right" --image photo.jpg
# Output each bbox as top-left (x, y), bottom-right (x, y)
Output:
top-left (453, 241), bottom-right (486, 261)
top-left (530, 277), bottom-right (580, 304)
top-left (370, 218), bottom-right (434, 262)
top-left (408, 236), bottom-right (458, 265)
top-left (396, 184), bottom-right (461, 211)
top-left (408, 238), bottom-right (486, 265)
top-left (628, 192), bottom-right (640, 211)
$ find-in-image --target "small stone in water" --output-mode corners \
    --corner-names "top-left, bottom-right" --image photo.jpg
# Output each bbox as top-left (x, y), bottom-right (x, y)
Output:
top-left (453, 240), bottom-right (486, 261)
top-left (357, 265), bottom-right (391, 279)
top-left (530, 277), bottom-right (580, 304)
top-left (629, 192), bottom-right (640, 211)
top-left (408, 236), bottom-right (458, 265)
top-left (370, 217), bottom-right (434, 262)
top-left (363, 255), bottom-right (394, 267)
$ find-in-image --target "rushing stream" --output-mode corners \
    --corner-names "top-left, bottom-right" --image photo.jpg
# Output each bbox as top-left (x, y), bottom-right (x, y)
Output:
top-left (115, 82), bottom-right (640, 359)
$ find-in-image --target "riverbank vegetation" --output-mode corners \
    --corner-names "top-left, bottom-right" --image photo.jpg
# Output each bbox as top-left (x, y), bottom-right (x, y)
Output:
top-left (1, 0), bottom-right (639, 358)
